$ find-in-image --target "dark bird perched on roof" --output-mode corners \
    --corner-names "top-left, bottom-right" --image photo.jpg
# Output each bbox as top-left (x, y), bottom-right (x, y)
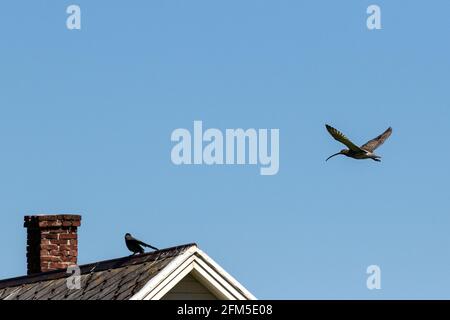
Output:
top-left (325, 124), bottom-right (392, 162)
top-left (124, 233), bottom-right (159, 255)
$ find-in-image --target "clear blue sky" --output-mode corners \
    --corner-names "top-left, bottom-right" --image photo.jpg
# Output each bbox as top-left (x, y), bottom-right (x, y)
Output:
top-left (1, 0), bottom-right (450, 299)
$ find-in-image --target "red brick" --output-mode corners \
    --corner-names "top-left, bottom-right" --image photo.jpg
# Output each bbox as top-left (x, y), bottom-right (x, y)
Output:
top-left (41, 256), bottom-right (61, 262)
top-left (69, 250), bottom-right (78, 256)
top-left (50, 239), bottom-right (69, 245)
top-left (59, 234), bottom-right (77, 240)
top-left (48, 262), bottom-right (70, 270)
top-left (38, 215), bottom-right (58, 221)
top-left (60, 256), bottom-right (74, 262)
top-left (49, 229), bottom-right (68, 234)
top-left (61, 250), bottom-right (71, 256)
top-left (38, 221), bottom-right (49, 228)
top-left (46, 221), bottom-right (63, 227)
top-left (41, 233), bottom-right (58, 239)
top-left (63, 215), bottom-right (81, 221)
top-left (40, 244), bottom-right (58, 251)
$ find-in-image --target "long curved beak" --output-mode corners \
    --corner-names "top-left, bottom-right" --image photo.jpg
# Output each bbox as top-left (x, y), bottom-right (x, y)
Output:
top-left (326, 152), bottom-right (341, 161)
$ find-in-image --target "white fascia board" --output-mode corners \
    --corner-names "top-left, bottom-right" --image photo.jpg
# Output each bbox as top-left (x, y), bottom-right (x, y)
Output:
top-left (194, 249), bottom-right (256, 300)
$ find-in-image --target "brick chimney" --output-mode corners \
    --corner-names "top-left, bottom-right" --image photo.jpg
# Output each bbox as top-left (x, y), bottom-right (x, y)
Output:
top-left (24, 215), bottom-right (81, 275)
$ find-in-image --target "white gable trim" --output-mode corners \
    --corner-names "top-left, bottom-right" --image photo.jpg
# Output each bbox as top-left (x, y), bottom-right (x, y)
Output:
top-left (130, 245), bottom-right (256, 300)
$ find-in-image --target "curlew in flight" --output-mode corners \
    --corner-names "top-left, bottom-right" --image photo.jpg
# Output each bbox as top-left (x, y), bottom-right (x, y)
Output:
top-left (325, 124), bottom-right (392, 162)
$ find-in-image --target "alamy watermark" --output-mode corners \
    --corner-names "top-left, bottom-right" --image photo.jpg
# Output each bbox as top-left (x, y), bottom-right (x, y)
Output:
top-left (171, 121), bottom-right (279, 176)
top-left (66, 5), bottom-right (81, 30)
top-left (367, 5), bottom-right (382, 30)
top-left (366, 265), bottom-right (382, 290)
top-left (66, 265), bottom-right (81, 290)
top-left (64, 4), bottom-right (381, 31)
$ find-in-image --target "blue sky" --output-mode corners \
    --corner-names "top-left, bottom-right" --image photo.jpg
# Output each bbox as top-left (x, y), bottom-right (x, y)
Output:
top-left (1, 0), bottom-right (450, 299)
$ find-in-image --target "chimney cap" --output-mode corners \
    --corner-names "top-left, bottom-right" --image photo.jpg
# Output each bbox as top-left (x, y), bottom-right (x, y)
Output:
top-left (24, 214), bottom-right (81, 228)
top-left (24, 214), bottom-right (81, 221)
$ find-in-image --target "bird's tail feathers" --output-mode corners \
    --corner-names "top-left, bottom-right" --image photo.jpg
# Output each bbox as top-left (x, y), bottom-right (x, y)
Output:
top-left (141, 242), bottom-right (159, 251)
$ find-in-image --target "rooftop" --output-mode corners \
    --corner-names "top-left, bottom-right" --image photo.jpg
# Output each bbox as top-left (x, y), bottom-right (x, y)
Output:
top-left (0, 244), bottom-right (196, 300)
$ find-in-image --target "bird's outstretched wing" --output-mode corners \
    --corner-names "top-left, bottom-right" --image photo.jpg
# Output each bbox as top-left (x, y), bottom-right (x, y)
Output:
top-left (360, 127), bottom-right (392, 152)
top-left (325, 124), bottom-right (363, 152)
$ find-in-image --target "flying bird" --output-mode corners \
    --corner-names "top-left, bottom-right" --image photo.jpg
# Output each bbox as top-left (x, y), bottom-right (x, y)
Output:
top-left (124, 233), bottom-right (159, 255)
top-left (325, 124), bottom-right (392, 162)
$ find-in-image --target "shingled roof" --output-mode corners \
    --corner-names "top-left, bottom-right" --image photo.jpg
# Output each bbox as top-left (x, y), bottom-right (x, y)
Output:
top-left (0, 244), bottom-right (195, 300)
top-left (2, 214), bottom-right (255, 300)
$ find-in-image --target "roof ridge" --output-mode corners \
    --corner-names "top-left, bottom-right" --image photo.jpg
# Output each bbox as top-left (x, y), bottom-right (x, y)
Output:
top-left (0, 243), bottom-right (197, 290)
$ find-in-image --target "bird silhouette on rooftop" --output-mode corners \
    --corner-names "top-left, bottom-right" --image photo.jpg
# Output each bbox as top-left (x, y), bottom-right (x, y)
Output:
top-left (124, 233), bottom-right (159, 255)
top-left (325, 124), bottom-right (392, 162)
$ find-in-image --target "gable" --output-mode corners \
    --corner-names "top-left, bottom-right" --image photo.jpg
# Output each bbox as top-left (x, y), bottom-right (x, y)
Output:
top-left (131, 247), bottom-right (256, 300)
top-left (162, 274), bottom-right (217, 300)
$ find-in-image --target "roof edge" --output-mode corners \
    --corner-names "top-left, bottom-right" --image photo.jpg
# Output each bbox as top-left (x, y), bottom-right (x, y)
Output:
top-left (0, 243), bottom-right (197, 290)
top-left (195, 249), bottom-right (257, 300)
